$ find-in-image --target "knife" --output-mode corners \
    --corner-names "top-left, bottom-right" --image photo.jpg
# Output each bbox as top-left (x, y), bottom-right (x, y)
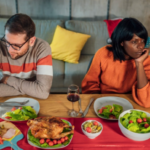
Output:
top-left (81, 98), bottom-right (94, 117)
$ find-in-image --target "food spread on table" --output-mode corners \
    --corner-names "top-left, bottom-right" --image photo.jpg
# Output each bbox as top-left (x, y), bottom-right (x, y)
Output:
top-left (97, 104), bottom-right (123, 119)
top-left (27, 116), bottom-right (74, 148)
top-left (120, 110), bottom-right (150, 133)
top-left (0, 97), bottom-right (149, 149)
top-left (82, 121), bottom-right (102, 133)
top-left (2, 106), bottom-right (37, 121)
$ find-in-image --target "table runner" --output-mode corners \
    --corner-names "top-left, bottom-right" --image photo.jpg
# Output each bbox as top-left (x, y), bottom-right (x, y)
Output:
top-left (1, 118), bottom-right (150, 150)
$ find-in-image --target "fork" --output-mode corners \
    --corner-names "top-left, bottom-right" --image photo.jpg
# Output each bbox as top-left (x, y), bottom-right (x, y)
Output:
top-left (78, 98), bottom-right (84, 115)
top-left (0, 100), bottom-right (29, 105)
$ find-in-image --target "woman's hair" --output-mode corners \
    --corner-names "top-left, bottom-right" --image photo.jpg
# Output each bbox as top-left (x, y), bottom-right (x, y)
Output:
top-left (107, 18), bottom-right (148, 61)
top-left (4, 13), bottom-right (35, 40)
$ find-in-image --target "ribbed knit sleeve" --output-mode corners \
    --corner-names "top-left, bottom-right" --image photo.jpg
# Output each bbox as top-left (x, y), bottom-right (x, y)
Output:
top-left (132, 58), bottom-right (150, 108)
top-left (81, 47), bottom-right (103, 94)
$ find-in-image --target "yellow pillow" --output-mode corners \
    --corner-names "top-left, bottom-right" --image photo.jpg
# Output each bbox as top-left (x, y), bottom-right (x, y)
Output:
top-left (50, 25), bottom-right (91, 64)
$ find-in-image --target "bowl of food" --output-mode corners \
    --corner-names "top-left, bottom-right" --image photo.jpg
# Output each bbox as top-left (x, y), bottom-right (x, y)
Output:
top-left (81, 120), bottom-right (103, 139)
top-left (119, 109), bottom-right (150, 141)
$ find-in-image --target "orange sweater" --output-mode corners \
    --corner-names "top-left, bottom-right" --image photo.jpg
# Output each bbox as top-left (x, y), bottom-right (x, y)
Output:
top-left (81, 46), bottom-right (150, 108)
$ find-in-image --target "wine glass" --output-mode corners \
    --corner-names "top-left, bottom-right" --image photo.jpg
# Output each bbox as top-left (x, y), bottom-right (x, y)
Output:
top-left (67, 84), bottom-right (80, 117)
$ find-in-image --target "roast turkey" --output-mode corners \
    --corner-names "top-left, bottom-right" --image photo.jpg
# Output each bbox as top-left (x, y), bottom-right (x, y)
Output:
top-left (27, 116), bottom-right (74, 139)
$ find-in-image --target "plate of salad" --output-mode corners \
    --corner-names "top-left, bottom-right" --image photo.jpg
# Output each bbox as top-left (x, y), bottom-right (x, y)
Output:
top-left (27, 119), bottom-right (74, 149)
top-left (94, 96), bottom-right (133, 120)
top-left (0, 97), bottom-right (40, 121)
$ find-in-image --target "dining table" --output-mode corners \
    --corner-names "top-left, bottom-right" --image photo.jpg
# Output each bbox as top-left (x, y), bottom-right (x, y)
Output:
top-left (0, 94), bottom-right (150, 150)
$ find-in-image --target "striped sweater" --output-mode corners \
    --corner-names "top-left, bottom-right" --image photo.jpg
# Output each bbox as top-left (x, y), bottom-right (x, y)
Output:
top-left (0, 38), bottom-right (53, 99)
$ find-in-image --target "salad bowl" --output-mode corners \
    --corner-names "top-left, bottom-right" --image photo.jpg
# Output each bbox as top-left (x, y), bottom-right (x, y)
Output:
top-left (118, 109), bottom-right (150, 141)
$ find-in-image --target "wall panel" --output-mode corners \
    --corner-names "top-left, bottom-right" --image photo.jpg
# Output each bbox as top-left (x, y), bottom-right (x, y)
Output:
top-left (0, 0), bottom-right (16, 16)
top-left (110, 0), bottom-right (150, 34)
top-left (18, 0), bottom-right (70, 19)
top-left (72, 0), bottom-right (107, 20)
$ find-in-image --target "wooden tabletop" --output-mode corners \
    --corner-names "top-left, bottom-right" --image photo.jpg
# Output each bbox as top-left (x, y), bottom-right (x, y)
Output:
top-left (0, 94), bottom-right (150, 117)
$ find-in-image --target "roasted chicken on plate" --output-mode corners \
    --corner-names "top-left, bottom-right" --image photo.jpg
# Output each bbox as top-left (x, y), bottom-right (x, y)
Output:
top-left (27, 116), bottom-right (74, 139)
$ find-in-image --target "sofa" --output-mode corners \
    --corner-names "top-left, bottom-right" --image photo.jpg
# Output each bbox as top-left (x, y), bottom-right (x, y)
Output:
top-left (0, 18), bottom-right (109, 93)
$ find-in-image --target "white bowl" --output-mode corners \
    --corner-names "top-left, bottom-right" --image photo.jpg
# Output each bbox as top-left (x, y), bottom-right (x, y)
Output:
top-left (81, 120), bottom-right (103, 139)
top-left (118, 109), bottom-right (150, 141)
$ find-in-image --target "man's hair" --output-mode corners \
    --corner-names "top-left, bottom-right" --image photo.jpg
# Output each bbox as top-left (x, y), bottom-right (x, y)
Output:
top-left (5, 13), bottom-right (35, 40)
top-left (107, 18), bottom-right (148, 61)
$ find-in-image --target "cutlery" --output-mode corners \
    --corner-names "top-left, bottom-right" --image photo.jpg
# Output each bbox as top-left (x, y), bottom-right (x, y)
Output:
top-left (81, 98), bottom-right (94, 118)
top-left (0, 100), bottom-right (29, 105)
top-left (0, 105), bottom-right (33, 108)
top-left (78, 98), bottom-right (84, 115)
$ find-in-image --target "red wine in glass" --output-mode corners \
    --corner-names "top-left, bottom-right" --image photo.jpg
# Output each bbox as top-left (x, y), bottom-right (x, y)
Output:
top-left (67, 93), bottom-right (80, 102)
top-left (67, 84), bottom-right (80, 117)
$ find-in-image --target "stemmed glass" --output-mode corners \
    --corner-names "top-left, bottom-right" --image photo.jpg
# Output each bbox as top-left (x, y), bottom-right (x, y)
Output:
top-left (67, 84), bottom-right (80, 117)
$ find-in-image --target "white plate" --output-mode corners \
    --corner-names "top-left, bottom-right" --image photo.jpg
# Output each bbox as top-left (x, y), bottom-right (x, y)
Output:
top-left (27, 119), bottom-right (73, 149)
top-left (94, 96), bottom-right (133, 120)
top-left (0, 97), bottom-right (40, 121)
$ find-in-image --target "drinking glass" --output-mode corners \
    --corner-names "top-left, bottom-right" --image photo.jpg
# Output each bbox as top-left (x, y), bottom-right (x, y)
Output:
top-left (67, 84), bottom-right (80, 117)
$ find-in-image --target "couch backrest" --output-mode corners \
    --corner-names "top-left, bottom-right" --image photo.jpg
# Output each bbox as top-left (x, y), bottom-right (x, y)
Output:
top-left (0, 18), bottom-right (109, 55)
top-left (0, 18), bottom-right (65, 44)
top-left (33, 19), bottom-right (65, 44)
top-left (65, 20), bottom-right (109, 55)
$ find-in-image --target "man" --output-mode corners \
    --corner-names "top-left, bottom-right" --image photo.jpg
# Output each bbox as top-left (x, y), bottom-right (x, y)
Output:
top-left (0, 13), bottom-right (53, 99)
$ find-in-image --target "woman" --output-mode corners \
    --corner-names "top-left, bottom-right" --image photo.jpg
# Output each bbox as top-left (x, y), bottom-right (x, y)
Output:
top-left (81, 18), bottom-right (150, 108)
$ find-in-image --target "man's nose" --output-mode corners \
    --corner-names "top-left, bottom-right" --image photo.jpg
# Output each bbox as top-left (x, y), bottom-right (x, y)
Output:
top-left (7, 45), bottom-right (16, 52)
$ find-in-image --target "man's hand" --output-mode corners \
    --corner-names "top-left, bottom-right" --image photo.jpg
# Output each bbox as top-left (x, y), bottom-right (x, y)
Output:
top-left (135, 48), bottom-right (149, 64)
top-left (0, 76), bottom-right (9, 84)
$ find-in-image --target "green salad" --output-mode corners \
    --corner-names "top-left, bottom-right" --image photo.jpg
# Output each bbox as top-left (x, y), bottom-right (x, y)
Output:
top-left (28, 119), bottom-right (73, 148)
top-left (2, 106), bottom-right (37, 121)
top-left (98, 104), bottom-right (123, 119)
top-left (120, 110), bottom-right (150, 133)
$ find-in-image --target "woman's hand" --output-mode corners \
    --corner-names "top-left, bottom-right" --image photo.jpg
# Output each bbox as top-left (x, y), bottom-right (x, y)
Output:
top-left (135, 48), bottom-right (149, 63)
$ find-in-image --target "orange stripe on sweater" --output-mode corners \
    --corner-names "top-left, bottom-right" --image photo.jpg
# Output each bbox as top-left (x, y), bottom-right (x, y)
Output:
top-left (1, 63), bottom-right (37, 73)
top-left (37, 55), bottom-right (52, 66)
top-left (0, 55), bottom-right (52, 73)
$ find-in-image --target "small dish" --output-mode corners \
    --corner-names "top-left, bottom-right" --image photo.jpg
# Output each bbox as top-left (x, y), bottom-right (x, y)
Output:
top-left (81, 120), bottom-right (103, 139)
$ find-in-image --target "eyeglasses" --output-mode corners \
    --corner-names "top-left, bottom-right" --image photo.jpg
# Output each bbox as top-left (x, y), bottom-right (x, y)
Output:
top-left (0, 35), bottom-right (30, 51)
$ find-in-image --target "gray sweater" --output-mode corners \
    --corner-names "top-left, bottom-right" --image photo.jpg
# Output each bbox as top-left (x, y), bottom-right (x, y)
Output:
top-left (0, 38), bottom-right (53, 99)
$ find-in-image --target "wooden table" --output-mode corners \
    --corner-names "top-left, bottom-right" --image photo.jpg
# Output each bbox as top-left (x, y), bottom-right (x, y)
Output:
top-left (0, 94), bottom-right (150, 117)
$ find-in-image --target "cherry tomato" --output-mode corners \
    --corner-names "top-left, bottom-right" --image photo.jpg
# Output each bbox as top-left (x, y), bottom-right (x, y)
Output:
top-left (144, 123), bottom-right (149, 128)
top-left (98, 109), bottom-right (103, 114)
top-left (5, 116), bottom-right (11, 119)
top-left (11, 107), bottom-right (16, 111)
top-left (39, 139), bottom-right (45, 144)
top-left (129, 120), bottom-right (133, 124)
top-left (46, 139), bottom-right (50, 143)
top-left (109, 115), bottom-right (116, 119)
top-left (57, 140), bottom-right (62, 144)
top-left (60, 137), bottom-right (65, 143)
top-left (143, 118), bottom-right (147, 122)
top-left (110, 108), bottom-right (113, 113)
top-left (137, 118), bottom-right (142, 123)
top-left (64, 136), bottom-right (68, 141)
top-left (53, 139), bottom-right (57, 145)
top-left (93, 121), bottom-right (98, 126)
top-left (48, 141), bottom-right (54, 146)
top-left (86, 127), bottom-right (92, 133)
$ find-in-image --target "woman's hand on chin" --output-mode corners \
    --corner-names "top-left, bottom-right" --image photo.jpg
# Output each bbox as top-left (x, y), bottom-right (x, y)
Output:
top-left (135, 48), bottom-right (149, 64)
